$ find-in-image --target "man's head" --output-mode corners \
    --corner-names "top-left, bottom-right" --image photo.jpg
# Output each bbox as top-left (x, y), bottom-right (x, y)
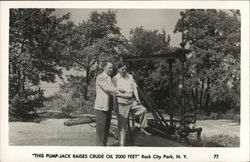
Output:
top-left (103, 61), bottom-right (113, 76)
top-left (117, 62), bottom-right (128, 77)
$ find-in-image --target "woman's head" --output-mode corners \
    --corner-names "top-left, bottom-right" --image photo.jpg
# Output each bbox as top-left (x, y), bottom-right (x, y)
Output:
top-left (117, 62), bottom-right (129, 77)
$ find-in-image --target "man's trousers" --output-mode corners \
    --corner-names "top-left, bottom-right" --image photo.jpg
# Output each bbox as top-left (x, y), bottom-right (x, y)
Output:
top-left (95, 109), bottom-right (112, 146)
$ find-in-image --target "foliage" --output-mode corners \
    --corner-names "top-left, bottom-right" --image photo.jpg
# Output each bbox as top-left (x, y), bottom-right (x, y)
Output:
top-left (9, 9), bottom-right (241, 120)
top-left (127, 27), bottom-right (173, 110)
top-left (67, 10), bottom-right (125, 99)
top-left (129, 26), bottom-right (170, 56)
top-left (43, 76), bottom-right (95, 117)
top-left (221, 109), bottom-right (240, 123)
top-left (197, 109), bottom-right (240, 123)
top-left (9, 88), bottom-right (44, 120)
top-left (9, 9), bottom-right (74, 119)
top-left (174, 9), bottom-right (240, 112)
top-left (9, 10), bottom-right (125, 119)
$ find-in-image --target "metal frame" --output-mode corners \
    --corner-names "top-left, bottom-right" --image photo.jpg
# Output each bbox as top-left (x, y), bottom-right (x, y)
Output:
top-left (121, 48), bottom-right (191, 133)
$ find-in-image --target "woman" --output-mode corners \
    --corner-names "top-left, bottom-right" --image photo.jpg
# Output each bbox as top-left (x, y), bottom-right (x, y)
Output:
top-left (113, 62), bottom-right (150, 146)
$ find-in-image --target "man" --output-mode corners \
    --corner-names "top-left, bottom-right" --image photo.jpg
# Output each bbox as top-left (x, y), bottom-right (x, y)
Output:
top-left (113, 62), bottom-right (151, 146)
top-left (94, 62), bottom-right (118, 146)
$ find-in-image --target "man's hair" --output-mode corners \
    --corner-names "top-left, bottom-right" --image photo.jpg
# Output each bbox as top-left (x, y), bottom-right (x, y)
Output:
top-left (102, 61), bottom-right (113, 68)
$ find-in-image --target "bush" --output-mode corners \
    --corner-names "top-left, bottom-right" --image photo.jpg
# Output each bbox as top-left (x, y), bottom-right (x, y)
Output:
top-left (43, 93), bottom-right (95, 118)
top-left (9, 89), bottom-right (44, 121)
top-left (196, 111), bottom-right (220, 120)
top-left (208, 112), bottom-right (219, 120)
top-left (221, 109), bottom-right (240, 123)
top-left (196, 108), bottom-right (240, 122)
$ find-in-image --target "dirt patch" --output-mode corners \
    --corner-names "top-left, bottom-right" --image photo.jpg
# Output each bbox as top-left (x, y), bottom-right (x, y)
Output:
top-left (9, 117), bottom-right (239, 147)
top-left (9, 118), bottom-right (185, 147)
top-left (9, 119), bottom-right (117, 146)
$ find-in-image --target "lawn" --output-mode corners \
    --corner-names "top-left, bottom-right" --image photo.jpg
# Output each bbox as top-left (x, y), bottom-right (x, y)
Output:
top-left (195, 120), bottom-right (240, 147)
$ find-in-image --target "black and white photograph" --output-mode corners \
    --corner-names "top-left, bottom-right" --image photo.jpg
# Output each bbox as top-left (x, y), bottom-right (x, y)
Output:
top-left (1, 1), bottom-right (249, 162)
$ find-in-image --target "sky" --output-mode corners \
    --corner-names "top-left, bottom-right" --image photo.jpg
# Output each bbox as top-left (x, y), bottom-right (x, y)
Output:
top-left (42, 9), bottom-right (183, 96)
top-left (55, 9), bottom-right (183, 46)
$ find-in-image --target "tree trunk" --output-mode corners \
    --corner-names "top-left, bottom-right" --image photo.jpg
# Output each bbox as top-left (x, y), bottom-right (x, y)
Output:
top-left (199, 79), bottom-right (204, 109)
top-left (94, 59), bottom-right (99, 81)
top-left (195, 87), bottom-right (199, 108)
top-left (186, 86), bottom-right (192, 110)
top-left (204, 78), bottom-right (211, 108)
top-left (84, 66), bottom-right (90, 100)
top-left (191, 88), bottom-right (198, 110)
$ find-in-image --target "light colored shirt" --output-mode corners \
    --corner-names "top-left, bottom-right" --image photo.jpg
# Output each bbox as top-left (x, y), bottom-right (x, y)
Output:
top-left (94, 72), bottom-right (113, 111)
top-left (113, 73), bottom-right (138, 104)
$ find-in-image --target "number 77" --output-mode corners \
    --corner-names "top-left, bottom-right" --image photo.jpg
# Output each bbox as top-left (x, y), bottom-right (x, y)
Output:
top-left (214, 154), bottom-right (219, 159)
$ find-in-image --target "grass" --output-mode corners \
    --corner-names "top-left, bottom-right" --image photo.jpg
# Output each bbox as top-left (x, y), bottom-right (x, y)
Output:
top-left (190, 134), bottom-right (240, 147)
top-left (192, 118), bottom-right (240, 147)
top-left (202, 134), bottom-right (239, 147)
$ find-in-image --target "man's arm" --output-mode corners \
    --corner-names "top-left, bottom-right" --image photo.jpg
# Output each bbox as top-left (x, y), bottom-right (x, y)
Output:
top-left (116, 92), bottom-right (134, 98)
top-left (97, 76), bottom-right (118, 94)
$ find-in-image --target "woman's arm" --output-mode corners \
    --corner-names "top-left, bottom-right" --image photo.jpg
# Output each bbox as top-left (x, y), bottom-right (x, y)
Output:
top-left (116, 92), bottom-right (134, 99)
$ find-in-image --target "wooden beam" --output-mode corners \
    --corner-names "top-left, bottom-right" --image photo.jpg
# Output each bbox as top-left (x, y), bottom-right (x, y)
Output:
top-left (122, 49), bottom-right (190, 62)
top-left (123, 53), bottom-right (177, 61)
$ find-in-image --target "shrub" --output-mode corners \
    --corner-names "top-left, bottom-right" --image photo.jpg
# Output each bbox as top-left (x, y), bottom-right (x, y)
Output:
top-left (208, 112), bottom-right (219, 120)
top-left (196, 111), bottom-right (220, 120)
top-left (43, 92), bottom-right (95, 118)
top-left (9, 89), bottom-right (44, 121)
top-left (196, 108), bottom-right (240, 122)
top-left (221, 109), bottom-right (240, 123)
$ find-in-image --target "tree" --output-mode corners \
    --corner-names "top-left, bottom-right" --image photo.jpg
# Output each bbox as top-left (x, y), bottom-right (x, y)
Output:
top-left (129, 26), bottom-right (170, 56)
top-left (174, 9), bottom-right (240, 112)
top-left (9, 9), bottom-right (74, 119)
top-left (68, 10), bottom-right (125, 99)
top-left (127, 27), bottom-right (174, 110)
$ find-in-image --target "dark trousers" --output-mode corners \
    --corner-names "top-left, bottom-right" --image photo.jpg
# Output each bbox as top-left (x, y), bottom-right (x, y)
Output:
top-left (95, 109), bottom-right (112, 146)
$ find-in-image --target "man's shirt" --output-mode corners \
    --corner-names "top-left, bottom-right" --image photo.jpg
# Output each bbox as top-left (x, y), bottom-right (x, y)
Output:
top-left (94, 72), bottom-right (113, 111)
top-left (113, 73), bottom-right (137, 105)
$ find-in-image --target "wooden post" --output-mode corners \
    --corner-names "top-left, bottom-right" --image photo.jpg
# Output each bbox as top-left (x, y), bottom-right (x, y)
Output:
top-left (181, 61), bottom-right (185, 122)
top-left (179, 49), bottom-right (187, 125)
top-left (169, 60), bottom-right (174, 127)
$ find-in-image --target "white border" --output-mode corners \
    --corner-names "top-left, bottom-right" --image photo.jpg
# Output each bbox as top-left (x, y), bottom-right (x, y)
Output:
top-left (0, 1), bottom-right (249, 162)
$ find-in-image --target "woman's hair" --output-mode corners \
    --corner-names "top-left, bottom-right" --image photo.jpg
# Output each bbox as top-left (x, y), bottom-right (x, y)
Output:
top-left (117, 62), bottom-right (129, 69)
